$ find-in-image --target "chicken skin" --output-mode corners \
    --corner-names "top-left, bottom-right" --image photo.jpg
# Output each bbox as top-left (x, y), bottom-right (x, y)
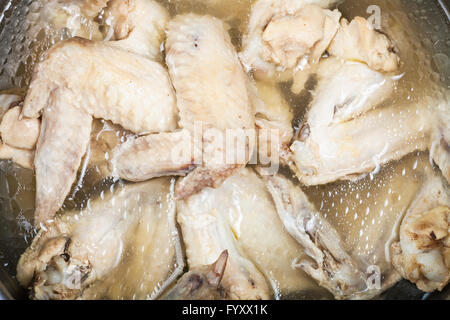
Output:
top-left (113, 14), bottom-right (255, 200)
top-left (22, 0), bottom-right (176, 226)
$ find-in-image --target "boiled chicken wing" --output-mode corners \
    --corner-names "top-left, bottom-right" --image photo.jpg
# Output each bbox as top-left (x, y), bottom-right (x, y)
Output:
top-left (290, 58), bottom-right (436, 186)
top-left (251, 81), bottom-right (294, 163)
top-left (240, 0), bottom-right (340, 81)
top-left (263, 172), bottom-right (370, 299)
top-left (103, 0), bottom-right (170, 60)
top-left (113, 14), bottom-right (255, 200)
top-left (0, 95), bottom-right (40, 169)
top-left (391, 175), bottom-right (450, 292)
top-left (33, 89), bottom-right (93, 227)
top-left (29, 0), bottom-right (108, 40)
top-left (23, 0), bottom-right (176, 225)
top-left (328, 17), bottom-right (399, 73)
top-left (163, 251), bottom-right (228, 300)
top-left (178, 168), bottom-right (326, 299)
top-left (17, 178), bottom-right (184, 300)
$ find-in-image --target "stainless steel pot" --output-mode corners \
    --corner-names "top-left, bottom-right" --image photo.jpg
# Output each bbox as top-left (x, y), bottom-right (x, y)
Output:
top-left (0, 0), bottom-right (448, 300)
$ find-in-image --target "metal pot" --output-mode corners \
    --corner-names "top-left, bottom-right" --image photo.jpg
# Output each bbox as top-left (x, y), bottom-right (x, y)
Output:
top-left (0, 0), bottom-right (448, 300)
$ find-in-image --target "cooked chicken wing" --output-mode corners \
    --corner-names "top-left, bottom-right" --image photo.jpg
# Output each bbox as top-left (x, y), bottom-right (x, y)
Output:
top-left (167, 14), bottom-right (255, 199)
top-left (163, 251), bottom-right (228, 300)
top-left (1, 106), bottom-right (40, 150)
top-left (290, 58), bottom-right (435, 186)
top-left (32, 89), bottom-right (92, 227)
top-left (251, 81), bottom-right (294, 163)
top-left (240, 0), bottom-right (340, 81)
top-left (263, 172), bottom-right (372, 299)
top-left (17, 178), bottom-right (184, 300)
top-left (114, 14), bottom-right (255, 200)
top-left (111, 130), bottom-right (196, 182)
top-left (178, 168), bottom-right (326, 299)
top-left (23, 0), bottom-right (175, 225)
top-left (103, 0), bottom-right (170, 60)
top-left (391, 175), bottom-right (450, 292)
top-left (31, 0), bottom-right (107, 40)
top-left (430, 106), bottom-right (450, 184)
top-left (328, 17), bottom-right (399, 73)
top-left (178, 183), bottom-right (270, 299)
top-left (0, 143), bottom-right (35, 170)
top-left (0, 94), bottom-right (40, 169)
top-left (23, 38), bottom-right (176, 133)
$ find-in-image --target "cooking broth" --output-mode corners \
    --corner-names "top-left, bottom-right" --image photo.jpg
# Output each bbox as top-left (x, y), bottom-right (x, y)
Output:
top-left (0, 0), bottom-right (448, 299)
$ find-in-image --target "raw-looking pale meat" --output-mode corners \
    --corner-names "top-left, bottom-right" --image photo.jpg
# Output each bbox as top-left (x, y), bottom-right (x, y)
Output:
top-left (22, 0), bottom-right (175, 225)
top-left (178, 168), bottom-right (325, 299)
top-left (290, 58), bottom-right (436, 186)
top-left (240, 0), bottom-right (341, 80)
top-left (263, 172), bottom-right (401, 299)
top-left (391, 175), bottom-right (450, 292)
top-left (328, 17), bottom-right (399, 73)
top-left (166, 14), bottom-right (255, 199)
top-left (162, 251), bottom-right (228, 300)
top-left (17, 178), bottom-right (184, 300)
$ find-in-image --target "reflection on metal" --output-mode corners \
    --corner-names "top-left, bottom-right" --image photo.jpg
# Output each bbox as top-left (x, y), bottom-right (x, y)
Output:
top-left (438, 0), bottom-right (450, 21)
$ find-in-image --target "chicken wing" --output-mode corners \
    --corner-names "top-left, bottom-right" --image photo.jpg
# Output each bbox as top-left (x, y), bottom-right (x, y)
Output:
top-left (17, 178), bottom-right (184, 300)
top-left (290, 58), bottom-right (435, 186)
top-left (162, 251), bottom-right (228, 300)
top-left (0, 106), bottom-right (40, 150)
top-left (178, 168), bottom-right (326, 299)
top-left (167, 14), bottom-right (255, 199)
top-left (33, 89), bottom-right (92, 227)
top-left (263, 172), bottom-right (372, 299)
top-left (391, 175), bottom-right (450, 292)
top-left (113, 14), bottom-right (255, 199)
top-left (111, 130), bottom-right (196, 182)
top-left (430, 105), bottom-right (450, 184)
top-left (251, 81), bottom-right (294, 163)
top-left (31, 0), bottom-right (108, 40)
top-left (328, 17), bottom-right (399, 73)
top-left (23, 0), bottom-right (176, 225)
top-left (178, 185), bottom-right (270, 299)
top-left (240, 0), bottom-right (341, 81)
top-left (103, 0), bottom-right (170, 60)
top-left (0, 94), bottom-right (40, 169)
top-left (23, 38), bottom-right (176, 133)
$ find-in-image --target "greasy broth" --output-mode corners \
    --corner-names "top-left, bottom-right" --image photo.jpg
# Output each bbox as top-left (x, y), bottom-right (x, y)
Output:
top-left (0, 0), bottom-right (448, 299)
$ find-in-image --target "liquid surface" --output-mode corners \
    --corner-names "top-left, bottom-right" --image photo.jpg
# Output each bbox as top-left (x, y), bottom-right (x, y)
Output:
top-left (0, 0), bottom-right (449, 299)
